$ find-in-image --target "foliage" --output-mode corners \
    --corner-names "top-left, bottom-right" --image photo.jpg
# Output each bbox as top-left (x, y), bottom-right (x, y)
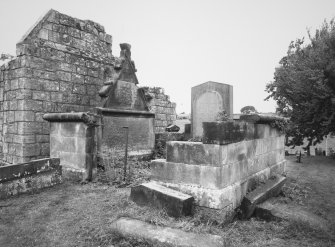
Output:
top-left (266, 19), bottom-right (335, 147)
top-left (187, 136), bottom-right (203, 142)
top-left (270, 119), bottom-right (289, 134)
top-left (216, 109), bottom-right (229, 121)
top-left (97, 147), bottom-right (151, 187)
top-left (0, 53), bottom-right (14, 61)
top-left (152, 138), bottom-right (166, 159)
top-left (240, 105), bottom-right (258, 114)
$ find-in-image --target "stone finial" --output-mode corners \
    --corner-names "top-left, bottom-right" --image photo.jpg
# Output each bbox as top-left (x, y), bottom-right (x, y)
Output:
top-left (120, 43), bottom-right (131, 58)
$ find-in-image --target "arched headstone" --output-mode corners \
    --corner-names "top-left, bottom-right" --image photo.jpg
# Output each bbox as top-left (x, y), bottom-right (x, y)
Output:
top-left (191, 81), bottom-right (233, 137)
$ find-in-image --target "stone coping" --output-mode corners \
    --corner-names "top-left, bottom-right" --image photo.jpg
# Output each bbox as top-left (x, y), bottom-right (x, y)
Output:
top-left (43, 112), bottom-right (98, 125)
top-left (240, 114), bottom-right (288, 123)
top-left (95, 107), bottom-right (155, 117)
top-left (0, 158), bottom-right (60, 183)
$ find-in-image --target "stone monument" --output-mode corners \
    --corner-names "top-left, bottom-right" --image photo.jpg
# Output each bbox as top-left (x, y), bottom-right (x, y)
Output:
top-left (191, 81), bottom-right (233, 137)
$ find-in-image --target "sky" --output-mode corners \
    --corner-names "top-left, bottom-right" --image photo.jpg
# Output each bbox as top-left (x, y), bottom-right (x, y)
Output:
top-left (1, 0), bottom-right (335, 114)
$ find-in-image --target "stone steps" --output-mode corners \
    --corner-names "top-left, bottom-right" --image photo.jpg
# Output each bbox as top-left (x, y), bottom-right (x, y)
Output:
top-left (130, 181), bottom-right (194, 217)
top-left (240, 175), bottom-right (287, 219)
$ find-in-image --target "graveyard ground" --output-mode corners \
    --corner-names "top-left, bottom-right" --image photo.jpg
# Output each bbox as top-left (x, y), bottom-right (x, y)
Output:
top-left (0, 156), bottom-right (334, 247)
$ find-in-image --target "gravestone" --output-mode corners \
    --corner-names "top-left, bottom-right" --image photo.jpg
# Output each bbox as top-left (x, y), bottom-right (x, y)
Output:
top-left (191, 81), bottom-right (233, 137)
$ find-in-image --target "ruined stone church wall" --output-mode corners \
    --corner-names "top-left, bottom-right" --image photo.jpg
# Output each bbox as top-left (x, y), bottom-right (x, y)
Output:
top-left (142, 87), bottom-right (177, 133)
top-left (0, 67), bottom-right (4, 163)
top-left (0, 10), bottom-right (116, 164)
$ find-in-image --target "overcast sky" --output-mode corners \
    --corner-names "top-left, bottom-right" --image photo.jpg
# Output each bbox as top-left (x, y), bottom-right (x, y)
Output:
top-left (1, 0), bottom-right (335, 114)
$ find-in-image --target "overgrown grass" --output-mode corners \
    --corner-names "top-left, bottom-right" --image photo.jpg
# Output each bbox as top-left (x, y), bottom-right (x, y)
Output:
top-left (1, 156), bottom-right (335, 246)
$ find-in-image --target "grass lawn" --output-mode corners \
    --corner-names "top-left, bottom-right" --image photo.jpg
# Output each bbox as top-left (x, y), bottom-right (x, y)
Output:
top-left (0, 156), bottom-right (334, 247)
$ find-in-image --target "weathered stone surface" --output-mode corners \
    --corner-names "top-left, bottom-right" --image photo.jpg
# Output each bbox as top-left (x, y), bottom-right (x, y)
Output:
top-left (102, 80), bottom-right (147, 110)
top-left (0, 9), bottom-right (119, 163)
top-left (202, 121), bottom-right (281, 145)
top-left (142, 87), bottom-right (177, 133)
top-left (240, 175), bottom-right (287, 219)
top-left (43, 112), bottom-right (97, 124)
top-left (151, 159), bottom-right (223, 189)
top-left (155, 162), bottom-right (286, 209)
top-left (191, 81), bottom-right (233, 137)
top-left (0, 158), bottom-right (62, 199)
top-left (154, 140), bottom-right (285, 189)
top-left (111, 217), bottom-right (224, 247)
top-left (130, 181), bottom-right (193, 217)
top-left (166, 141), bottom-right (226, 166)
top-left (97, 108), bottom-right (155, 155)
top-left (45, 115), bottom-right (97, 181)
top-left (203, 121), bottom-right (250, 145)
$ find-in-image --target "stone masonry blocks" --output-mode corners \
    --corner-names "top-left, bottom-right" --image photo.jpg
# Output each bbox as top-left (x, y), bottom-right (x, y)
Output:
top-left (45, 112), bottom-right (97, 181)
top-left (0, 9), bottom-right (115, 163)
top-left (0, 158), bottom-right (62, 199)
top-left (151, 121), bottom-right (286, 212)
top-left (166, 141), bottom-right (227, 167)
top-left (143, 87), bottom-right (177, 133)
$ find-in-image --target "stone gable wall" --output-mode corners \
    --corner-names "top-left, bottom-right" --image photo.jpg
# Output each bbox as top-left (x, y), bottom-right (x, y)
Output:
top-left (0, 10), bottom-right (117, 164)
top-left (142, 87), bottom-right (177, 133)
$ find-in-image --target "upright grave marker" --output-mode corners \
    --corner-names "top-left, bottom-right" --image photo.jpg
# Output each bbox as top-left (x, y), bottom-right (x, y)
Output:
top-left (191, 81), bottom-right (233, 137)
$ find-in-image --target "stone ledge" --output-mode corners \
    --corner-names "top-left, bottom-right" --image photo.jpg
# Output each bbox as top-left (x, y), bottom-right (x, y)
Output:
top-left (0, 158), bottom-right (60, 183)
top-left (240, 114), bottom-right (288, 124)
top-left (95, 107), bottom-right (155, 118)
top-left (0, 158), bottom-right (62, 199)
top-left (43, 112), bottom-right (98, 125)
top-left (111, 217), bottom-right (224, 247)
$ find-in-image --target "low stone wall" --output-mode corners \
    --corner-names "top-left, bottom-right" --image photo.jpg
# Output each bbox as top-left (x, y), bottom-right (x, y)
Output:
top-left (142, 87), bottom-right (177, 133)
top-left (0, 158), bottom-right (62, 199)
top-left (151, 119), bottom-right (286, 216)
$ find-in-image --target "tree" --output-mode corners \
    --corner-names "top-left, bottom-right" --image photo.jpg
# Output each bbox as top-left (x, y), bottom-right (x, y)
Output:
top-left (240, 105), bottom-right (258, 114)
top-left (0, 53), bottom-right (14, 61)
top-left (266, 19), bottom-right (335, 147)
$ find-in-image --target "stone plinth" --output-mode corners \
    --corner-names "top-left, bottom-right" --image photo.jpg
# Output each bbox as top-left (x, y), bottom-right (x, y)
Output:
top-left (151, 119), bottom-right (286, 218)
top-left (191, 81), bottom-right (233, 137)
top-left (0, 158), bottom-right (62, 199)
top-left (43, 112), bottom-right (97, 181)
